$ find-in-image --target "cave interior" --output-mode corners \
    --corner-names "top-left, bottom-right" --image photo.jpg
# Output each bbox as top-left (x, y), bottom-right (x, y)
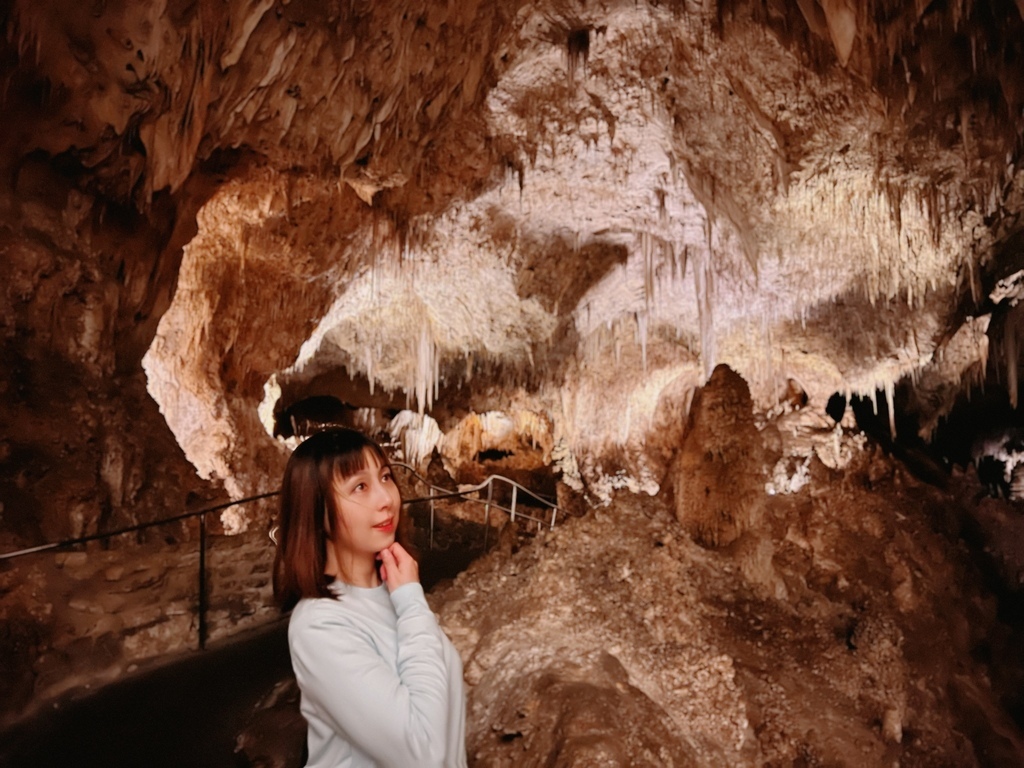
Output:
top-left (2, 0), bottom-right (1024, 765)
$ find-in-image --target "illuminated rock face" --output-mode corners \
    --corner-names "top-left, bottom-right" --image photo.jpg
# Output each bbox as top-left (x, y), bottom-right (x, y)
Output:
top-left (4, 0), bottom-right (1022, 507)
top-left (2, 0), bottom-right (1024, 751)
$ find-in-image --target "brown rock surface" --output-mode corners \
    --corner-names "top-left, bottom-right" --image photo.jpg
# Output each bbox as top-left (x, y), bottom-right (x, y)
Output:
top-left (432, 447), bottom-right (1024, 766)
top-left (2, 0), bottom-right (1024, 746)
top-left (671, 363), bottom-right (768, 548)
top-left (235, 432), bottom-right (1024, 766)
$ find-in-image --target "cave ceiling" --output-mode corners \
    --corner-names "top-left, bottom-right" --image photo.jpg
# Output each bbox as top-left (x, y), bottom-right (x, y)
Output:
top-left (3, 0), bottom-right (1024, 502)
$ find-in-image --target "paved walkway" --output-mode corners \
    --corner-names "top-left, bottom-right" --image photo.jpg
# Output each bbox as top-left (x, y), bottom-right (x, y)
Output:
top-left (0, 619), bottom-right (293, 768)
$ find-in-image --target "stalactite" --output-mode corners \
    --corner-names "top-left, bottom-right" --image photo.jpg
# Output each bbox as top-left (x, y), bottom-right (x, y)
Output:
top-left (636, 311), bottom-right (649, 373)
top-left (884, 378), bottom-right (897, 439)
top-left (694, 249), bottom-right (716, 379)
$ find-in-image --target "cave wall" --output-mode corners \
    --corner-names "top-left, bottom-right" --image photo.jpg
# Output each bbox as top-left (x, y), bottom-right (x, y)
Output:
top-left (2, 0), bottom-right (1024, 734)
top-left (0, 513), bottom-right (279, 725)
top-left (0, 161), bottom-right (235, 721)
top-left (359, 363), bottom-right (1023, 767)
top-left (132, 0), bottom-right (1024, 518)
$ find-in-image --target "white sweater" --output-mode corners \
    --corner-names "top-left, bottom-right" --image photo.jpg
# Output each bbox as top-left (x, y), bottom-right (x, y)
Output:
top-left (288, 581), bottom-right (467, 768)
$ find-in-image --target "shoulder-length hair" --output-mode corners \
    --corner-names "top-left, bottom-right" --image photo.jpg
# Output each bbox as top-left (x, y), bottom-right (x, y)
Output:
top-left (272, 428), bottom-right (403, 611)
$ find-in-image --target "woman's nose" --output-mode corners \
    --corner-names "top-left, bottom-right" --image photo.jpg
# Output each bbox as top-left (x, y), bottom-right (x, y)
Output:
top-left (371, 478), bottom-right (396, 508)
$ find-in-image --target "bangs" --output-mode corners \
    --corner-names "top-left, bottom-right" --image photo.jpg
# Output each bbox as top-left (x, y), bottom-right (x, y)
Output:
top-left (329, 443), bottom-right (390, 483)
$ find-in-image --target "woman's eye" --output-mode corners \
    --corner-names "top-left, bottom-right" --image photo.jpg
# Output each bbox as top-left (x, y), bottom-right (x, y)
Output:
top-left (353, 482), bottom-right (366, 492)
top-left (381, 472), bottom-right (392, 483)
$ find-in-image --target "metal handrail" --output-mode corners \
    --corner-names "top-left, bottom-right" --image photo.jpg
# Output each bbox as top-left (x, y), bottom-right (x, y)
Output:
top-left (0, 463), bottom-right (563, 649)
top-left (391, 462), bottom-right (562, 549)
top-left (0, 490), bottom-right (281, 649)
top-left (0, 491), bottom-right (281, 562)
top-left (0, 467), bottom-right (560, 562)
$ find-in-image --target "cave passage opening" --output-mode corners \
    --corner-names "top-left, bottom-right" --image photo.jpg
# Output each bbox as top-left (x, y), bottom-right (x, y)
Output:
top-left (848, 377), bottom-right (1024, 501)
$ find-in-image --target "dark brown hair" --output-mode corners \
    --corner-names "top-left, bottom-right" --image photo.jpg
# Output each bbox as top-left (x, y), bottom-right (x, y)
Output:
top-left (272, 428), bottom-right (400, 611)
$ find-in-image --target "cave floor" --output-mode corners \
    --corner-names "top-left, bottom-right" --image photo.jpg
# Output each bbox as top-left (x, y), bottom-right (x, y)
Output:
top-left (0, 618), bottom-right (293, 768)
top-left (0, 515), bottom-right (485, 768)
top-left (3, 449), bottom-right (1023, 767)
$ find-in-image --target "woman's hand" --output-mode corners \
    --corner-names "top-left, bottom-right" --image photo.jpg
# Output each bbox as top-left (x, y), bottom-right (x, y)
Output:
top-left (378, 542), bottom-right (419, 592)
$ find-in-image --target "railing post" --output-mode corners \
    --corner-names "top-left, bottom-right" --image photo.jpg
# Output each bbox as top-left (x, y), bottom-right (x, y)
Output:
top-left (483, 481), bottom-right (493, 550)
top-left (510, 484), bottom-right (517, 524)
top-left (198, 512), bottom-right (207, 650)
top-left (550, 505), bottom-right (558, 530)
top-left (429, 497), bottom-right (435, 551)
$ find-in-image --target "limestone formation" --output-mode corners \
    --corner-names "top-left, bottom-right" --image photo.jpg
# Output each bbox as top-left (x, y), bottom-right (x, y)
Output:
top-left (672, 364), bottom-right (767, 548)
top-left (2, 0), bottom-right (1024, 761)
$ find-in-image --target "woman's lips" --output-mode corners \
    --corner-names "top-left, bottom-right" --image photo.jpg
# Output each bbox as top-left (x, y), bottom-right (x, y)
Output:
top-left (373, 519), bottom-right (395, 532)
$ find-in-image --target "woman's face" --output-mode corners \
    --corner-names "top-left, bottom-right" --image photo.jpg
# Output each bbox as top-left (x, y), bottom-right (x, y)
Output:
top-left (329, 450), bottom-right (401, 561)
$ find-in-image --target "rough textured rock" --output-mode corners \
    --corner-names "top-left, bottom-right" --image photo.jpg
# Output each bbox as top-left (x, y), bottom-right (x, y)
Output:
top-left (434, 440), bottom-right (1024, 766)
top-left (672, 363), bottom-right (768, 548)
top-left (234, 418), bottom-right (1024, 767)
top-left (470, 652), bottom-right (702, 767)
top-left (3, 0), bottom-right (1024, 744)
top-left (0, 165), bottom-right (225, 723)
top-left (0, 503), bottom-right (279, 726)
top-left (6, 0), bottom-right (1023, 511)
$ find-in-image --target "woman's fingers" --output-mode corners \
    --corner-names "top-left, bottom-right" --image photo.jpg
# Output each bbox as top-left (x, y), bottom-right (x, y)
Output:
top-left (378, 544), bottom-right (419, 590)
top-left (387, 542), bottom-right (410, 565)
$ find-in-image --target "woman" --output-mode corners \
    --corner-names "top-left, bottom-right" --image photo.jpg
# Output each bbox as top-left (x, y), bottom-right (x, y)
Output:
top-left (273, 428), bottom-right (467, 768)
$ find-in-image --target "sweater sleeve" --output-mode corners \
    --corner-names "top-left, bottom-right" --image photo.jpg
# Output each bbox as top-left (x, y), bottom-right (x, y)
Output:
top-left (290, 583), bottom-right (451, 768)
